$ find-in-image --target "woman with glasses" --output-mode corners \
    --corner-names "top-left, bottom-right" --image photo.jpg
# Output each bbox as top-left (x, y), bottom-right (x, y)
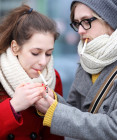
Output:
top-left (35, 0), bottom-right (117, 140)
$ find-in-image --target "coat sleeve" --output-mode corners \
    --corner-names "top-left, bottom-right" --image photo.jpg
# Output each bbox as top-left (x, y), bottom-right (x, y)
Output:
top-left (0, 98), bottom-right (23, 138)
top-left (50, 102), bottom-right (117, 140)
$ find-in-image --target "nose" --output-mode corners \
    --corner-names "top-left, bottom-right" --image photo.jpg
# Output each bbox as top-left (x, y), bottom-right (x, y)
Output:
top-left (38, 54), bottom-right (47, 67)
top-left (78, 25), bottom-right (86, 35)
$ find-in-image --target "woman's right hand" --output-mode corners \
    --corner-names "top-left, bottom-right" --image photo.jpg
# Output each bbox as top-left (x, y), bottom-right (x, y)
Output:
top-left (10, 83), bottom-right (44, 113)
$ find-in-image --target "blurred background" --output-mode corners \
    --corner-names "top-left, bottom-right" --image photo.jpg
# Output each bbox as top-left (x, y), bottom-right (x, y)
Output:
top-left (0, 0), bottom-right (80, 99)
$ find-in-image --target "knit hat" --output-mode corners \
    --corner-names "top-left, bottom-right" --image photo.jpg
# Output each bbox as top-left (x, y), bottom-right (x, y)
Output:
top-left (70, 0), bottom-right (117, 30)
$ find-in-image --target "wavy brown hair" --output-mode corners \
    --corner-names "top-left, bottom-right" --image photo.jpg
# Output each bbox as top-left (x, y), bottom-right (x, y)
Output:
top-left (0, 5), bottom-right (59, 54)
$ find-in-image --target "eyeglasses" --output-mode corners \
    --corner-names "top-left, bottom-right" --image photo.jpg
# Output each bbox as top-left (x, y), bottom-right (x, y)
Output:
top-left (70, 17), bottom-right (97, 32)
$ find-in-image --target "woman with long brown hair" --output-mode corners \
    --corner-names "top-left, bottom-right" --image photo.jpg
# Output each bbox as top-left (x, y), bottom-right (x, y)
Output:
top-left (0, 4), bottom-right (64, 140)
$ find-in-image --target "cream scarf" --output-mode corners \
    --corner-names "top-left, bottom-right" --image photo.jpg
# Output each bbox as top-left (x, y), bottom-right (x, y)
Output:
top-left (78, 29), bottom-right (117, 74)
top-left (0, 48), bottom-right (56, 97)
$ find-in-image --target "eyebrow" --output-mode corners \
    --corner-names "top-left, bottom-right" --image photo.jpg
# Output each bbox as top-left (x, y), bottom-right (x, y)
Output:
top-left (74, 15), bottom-right (92, 22)
top-left (34, 48), bottom-right (54, 51)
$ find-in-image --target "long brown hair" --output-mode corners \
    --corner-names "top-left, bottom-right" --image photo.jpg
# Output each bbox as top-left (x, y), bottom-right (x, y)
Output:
top-left (0, 5), bottom-right (59, 54)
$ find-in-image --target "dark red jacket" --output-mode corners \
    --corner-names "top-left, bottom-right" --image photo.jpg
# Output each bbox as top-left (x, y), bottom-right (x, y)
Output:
top-left (0, 70), bottom-right (64, 140)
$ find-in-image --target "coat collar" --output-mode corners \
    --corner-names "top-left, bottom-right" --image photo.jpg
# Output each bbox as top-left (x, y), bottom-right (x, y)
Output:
top-left (76, 61), bottom-right (117, 108)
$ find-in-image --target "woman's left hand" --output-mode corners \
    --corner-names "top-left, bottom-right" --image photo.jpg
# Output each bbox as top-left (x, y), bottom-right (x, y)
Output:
top-left (34, 88), bottom-right (55, 114)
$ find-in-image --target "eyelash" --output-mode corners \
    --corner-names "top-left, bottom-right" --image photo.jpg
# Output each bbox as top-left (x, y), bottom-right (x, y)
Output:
top-left (46, 54), bottom-right (52, 56)
top-left (32, 53), bottom-right (38, 56)
top-left (31, 53), bottom-right (52, 57)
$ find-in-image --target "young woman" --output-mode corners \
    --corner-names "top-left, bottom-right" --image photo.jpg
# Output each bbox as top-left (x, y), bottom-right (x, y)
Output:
top-left (0, 5), bottom-right (64, 140)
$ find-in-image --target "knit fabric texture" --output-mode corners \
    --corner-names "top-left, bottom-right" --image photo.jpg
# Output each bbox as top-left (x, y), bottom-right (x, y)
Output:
top-left (71, 0), bottom-right (117, 30)
top-left (78, 29), bottom-right (117, 74)
top-left (43, 100), bottom-right (58, 127)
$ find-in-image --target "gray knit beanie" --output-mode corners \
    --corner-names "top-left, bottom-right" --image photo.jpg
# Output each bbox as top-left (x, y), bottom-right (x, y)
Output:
top-left (71, 0), bottom-right (117, 30)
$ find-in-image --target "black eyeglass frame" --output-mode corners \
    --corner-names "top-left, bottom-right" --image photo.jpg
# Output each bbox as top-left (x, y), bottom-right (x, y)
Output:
top-left (70, 17), bottom-right (97, 32)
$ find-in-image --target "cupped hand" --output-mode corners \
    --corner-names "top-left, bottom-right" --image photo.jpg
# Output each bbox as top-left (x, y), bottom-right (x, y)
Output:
top-left (10, 83), bottom-right (44, 113)
top-left (35, 88), bottom-right (55, 114)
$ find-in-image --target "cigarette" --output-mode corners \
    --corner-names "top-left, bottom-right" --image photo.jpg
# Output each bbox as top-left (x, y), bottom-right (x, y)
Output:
top-left (80, 38), bottom-right (88, 55)
top-left (38, 71), bottom-right (48, 86)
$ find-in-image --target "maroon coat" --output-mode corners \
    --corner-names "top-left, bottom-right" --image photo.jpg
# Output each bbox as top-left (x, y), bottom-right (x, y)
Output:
top-left (0, 70), bottom-right (64, 140)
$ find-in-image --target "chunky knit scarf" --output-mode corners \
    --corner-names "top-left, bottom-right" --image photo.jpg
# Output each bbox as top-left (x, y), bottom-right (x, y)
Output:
top-left (78, 29), bottom-right (117, 74)
top-left (0, 48), bottom-right (56, 97)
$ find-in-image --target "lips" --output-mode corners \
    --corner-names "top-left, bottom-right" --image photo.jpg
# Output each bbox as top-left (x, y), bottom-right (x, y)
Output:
top-left (32, 66), bottom-right (44, 72)
top-left (32, 68), bottom-right (40, 72)
top-left (82, 38), bottom-right (90, 43)
top-left (34, 69), bottom-right (40, 71)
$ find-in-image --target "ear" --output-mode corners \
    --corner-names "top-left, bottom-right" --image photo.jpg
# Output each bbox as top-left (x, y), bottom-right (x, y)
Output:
top-left (11, 40), bottom-right (20, 56)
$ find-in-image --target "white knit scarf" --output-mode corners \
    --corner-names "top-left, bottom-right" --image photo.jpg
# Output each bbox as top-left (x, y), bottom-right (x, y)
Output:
top-left (78, 29), bottom-right (117, 74)
top-left (0, 48), bottom-right (56, 97)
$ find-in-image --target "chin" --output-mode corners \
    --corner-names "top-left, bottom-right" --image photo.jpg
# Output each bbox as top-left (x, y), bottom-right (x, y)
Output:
top-left (28, 74), bottom-right (38, 79)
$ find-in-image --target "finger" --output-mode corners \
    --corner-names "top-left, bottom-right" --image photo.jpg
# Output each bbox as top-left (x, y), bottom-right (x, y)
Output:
top-left (44, 94), bottom-right (49, 99)
top-left (29, 89), bottom-right (45, 99)
top-left (17, 83), bottom-right (26, 88)
top-left (25, 83), bottom-right (44, 89)
top-left (27, 87), bottom-right (45, 95)
top-left (32, 95), bottom-right (43, 104)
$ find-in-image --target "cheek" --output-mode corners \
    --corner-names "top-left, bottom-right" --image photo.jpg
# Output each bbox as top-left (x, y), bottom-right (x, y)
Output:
top-left (90, 22), bottom-right (105, 39)
top-left (18, 54), bottom-right (32, 70)
top-left (91, 28), bottom-right (104, 39)
top-left (46, 57), bottom-right (51, 65)
top-left (95, 24), bottom-right (107, 37)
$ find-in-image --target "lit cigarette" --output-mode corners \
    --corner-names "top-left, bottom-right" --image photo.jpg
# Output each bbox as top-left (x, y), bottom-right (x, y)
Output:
top-left (81, 38), bottom-right (88, 55)
top-left (38, 71), bottom-right (48, 86)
